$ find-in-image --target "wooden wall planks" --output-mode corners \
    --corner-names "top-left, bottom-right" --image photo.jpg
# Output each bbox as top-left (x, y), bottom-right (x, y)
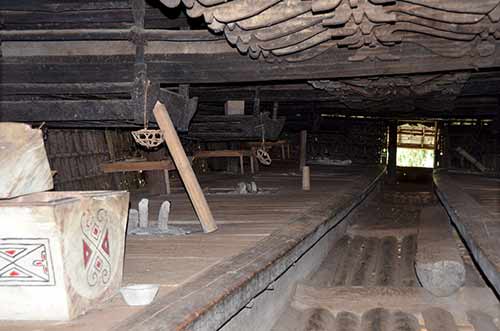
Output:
top-left (45, 128), bottom-right (142, 190)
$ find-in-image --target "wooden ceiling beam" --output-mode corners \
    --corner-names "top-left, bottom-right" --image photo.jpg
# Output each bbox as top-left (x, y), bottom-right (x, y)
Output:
top-left (3, 41), bottom-right (500, 84)
top-left (0, 100), bottom-right (135, 122)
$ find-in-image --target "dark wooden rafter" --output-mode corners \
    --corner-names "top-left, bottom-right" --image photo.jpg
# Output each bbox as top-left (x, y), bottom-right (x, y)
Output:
top-left (0, 100), bottom-right (134, 122)
top-left (162, 0), bottom-right (500, 62)
top-left (0, 0), bottom-right (200, 30)
top-left (4, 42), bottom-right (500, 85)
top-left (0, 29), bottom-right (221, 42)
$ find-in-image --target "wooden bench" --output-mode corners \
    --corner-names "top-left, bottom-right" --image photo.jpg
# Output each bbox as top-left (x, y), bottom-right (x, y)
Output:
top-left (193, 150), bottom-right (256, 175)
top-left (247, 139), bottom-right (291, 160)
top-left (101, 159), bottom-right (176, 194)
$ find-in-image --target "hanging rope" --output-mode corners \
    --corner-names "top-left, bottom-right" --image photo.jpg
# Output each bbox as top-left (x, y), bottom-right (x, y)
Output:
top-left (255, 112), bottom-right (271, 165)
top-left (131, 80), bottom-right (165, 148)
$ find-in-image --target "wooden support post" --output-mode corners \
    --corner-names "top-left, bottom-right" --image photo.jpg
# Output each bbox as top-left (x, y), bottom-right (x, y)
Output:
top-left (496, 108), bottom-right (500, 172)
top-left (281, 144), bottom-right (286, 160)
top-left (272, 102), bottom-right (279, 121)
top-left (131, 0), bottom-right (148, 123)
top-left (253, 87), bottom-right (261, 116)
top-left (250, 155), bottom-right (255, 174)
top-left (387, 121), bottom-right (398, 182)
top-left (299, 130), bottom-right (307, 170)
top-left (163, 169), bottom-right (171, 194)
top-left (302, 166), bottom-right (310, 191)
top-left (433, 121), bottom-right (440, 169)
top-left (252, 147), bottom-right (259, 172)
top-left (104, 129), bottom-right (121, 189)
top-left (239, 155), bottom-right (244, 175)
top-left (442, 122), bottom-right (451, 169)
top-left (153, 102), bottom-right (217, 233)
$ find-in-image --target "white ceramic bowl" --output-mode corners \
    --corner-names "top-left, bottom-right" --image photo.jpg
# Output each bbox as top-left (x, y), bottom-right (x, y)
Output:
top-left (120, 284), bottom-right (160, 306)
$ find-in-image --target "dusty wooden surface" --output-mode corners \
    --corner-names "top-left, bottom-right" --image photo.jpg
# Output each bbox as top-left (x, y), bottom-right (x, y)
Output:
top-left (0, 162), bottom-right (382, 330)
top-left (293, 285), bottom-right (499, 326)
top-left (416, 206), bottom-right (466, 297)
top-left (435, 172), bottom-right (500, 295)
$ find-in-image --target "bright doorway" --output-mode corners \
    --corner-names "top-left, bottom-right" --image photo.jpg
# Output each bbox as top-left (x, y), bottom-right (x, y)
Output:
top-left (396, 123), bottom-right (436, 168)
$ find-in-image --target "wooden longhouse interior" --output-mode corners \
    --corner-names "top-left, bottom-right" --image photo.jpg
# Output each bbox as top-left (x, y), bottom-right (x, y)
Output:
top-left (0, 0), bottom-right (499, 330)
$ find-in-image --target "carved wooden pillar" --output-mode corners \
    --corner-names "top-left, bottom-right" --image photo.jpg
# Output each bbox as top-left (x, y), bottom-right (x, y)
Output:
top-left (387, 120), bottom-right (398, 182)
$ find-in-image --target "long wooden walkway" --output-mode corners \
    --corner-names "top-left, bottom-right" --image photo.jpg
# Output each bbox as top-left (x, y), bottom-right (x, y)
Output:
top-left (273, 179), bottom-right (499, 331)
top-left (0, 163), bottom-right (383, 330)
top-left (434, 171), bottom-right (500, 295)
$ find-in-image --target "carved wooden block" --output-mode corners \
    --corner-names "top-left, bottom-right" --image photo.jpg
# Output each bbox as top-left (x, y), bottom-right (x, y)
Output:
top-left (0, 190), bottom-right (129, 320)
top-left (0, 122), bottom-right (53, 199)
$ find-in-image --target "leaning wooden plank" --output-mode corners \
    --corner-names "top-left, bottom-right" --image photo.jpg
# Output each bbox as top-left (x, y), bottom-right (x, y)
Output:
top-left (153, 101), bottom-right (217, 233)
top-left (416, 206), bottom-right (466, 297)
top-left (455, 147), bottom-right (487, 172)
top-left (0, 122), bottom-right (53, 198)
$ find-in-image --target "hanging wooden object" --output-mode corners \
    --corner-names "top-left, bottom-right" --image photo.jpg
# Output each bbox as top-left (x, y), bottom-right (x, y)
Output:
top-left (131, 129), bottom-right (164, 148)
top-left (131, 80), bottom-right (165, 148)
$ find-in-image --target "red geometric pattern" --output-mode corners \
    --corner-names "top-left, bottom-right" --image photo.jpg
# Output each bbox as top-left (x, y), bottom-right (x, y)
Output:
top-left (82, 240), bottom-right (93, 268)
top-left (80, 208), bottom-right (112, 286)
top-left (0, 240), bottom-right (54, 285)
top-left (101, 230), bottom-right (110, 256)
top-left (1, 268), bottom-right (29, 278)
top-left (0, 248), bottom-right (26, 259)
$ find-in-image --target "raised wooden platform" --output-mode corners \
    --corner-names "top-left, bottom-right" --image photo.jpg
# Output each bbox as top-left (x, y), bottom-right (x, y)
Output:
top-left (0, 163), bottom-right (383, 330)
top-left (434, 171), bottom-right (500, 295)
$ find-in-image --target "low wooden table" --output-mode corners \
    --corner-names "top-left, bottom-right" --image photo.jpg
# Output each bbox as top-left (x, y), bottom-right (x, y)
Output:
top-left (247, 140), bottom-right (291, 160)
top-left (193, 150), bottom-right (256, 175)
top-left (101, 159), bottom-right (176, 194)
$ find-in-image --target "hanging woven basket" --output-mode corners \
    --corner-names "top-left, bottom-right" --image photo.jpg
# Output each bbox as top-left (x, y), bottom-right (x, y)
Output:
top-left (131, 128), bottom-right (164, 148)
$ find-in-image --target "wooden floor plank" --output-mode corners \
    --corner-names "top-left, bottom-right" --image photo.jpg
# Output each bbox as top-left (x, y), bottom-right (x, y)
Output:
top-left (0, 164), bottom-right (383, 331)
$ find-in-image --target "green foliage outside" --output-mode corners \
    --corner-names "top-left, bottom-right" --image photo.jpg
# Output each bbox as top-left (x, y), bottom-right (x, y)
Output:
top-left (396, 148), bottom-right (434, 168)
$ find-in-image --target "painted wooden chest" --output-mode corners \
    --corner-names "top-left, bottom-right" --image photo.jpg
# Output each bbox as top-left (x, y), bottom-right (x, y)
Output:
top-left (0, 190), bottom-right (129, 320)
